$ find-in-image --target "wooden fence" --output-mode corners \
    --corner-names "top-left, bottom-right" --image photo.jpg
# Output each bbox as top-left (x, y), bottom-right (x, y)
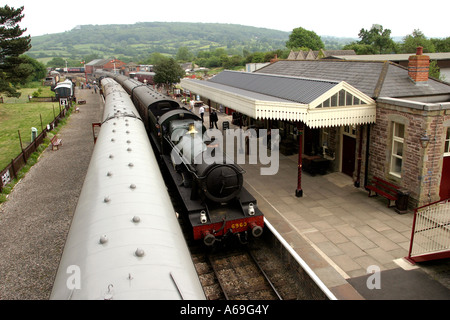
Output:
top-left (0, 103), bottom-right (71, 193)
top-left (28, 97), bottom-right (58, 102)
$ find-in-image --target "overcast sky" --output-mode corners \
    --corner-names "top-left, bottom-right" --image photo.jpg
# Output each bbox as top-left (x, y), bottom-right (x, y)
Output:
top-left (5, 0), bottom-right (449, 39)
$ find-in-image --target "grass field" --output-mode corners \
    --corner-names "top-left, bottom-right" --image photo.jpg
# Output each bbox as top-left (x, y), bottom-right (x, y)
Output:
top-left (0, 87), bottom-right (59, 169)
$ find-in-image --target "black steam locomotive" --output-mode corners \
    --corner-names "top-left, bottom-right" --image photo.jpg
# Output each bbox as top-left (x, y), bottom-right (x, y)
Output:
top-left (96, 72), bottom-right (264, 246)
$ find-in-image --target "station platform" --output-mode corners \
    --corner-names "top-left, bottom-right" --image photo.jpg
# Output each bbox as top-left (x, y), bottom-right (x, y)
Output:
top-left (197, 104), bottom-right (450, 300)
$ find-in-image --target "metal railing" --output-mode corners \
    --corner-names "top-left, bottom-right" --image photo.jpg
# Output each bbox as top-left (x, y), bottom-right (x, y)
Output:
top-left (407, 198), bottom-right (450, 263)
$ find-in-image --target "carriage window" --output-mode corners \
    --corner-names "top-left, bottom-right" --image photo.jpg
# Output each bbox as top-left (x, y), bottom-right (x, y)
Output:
top-left (390, 122), bottom-right (405, 177)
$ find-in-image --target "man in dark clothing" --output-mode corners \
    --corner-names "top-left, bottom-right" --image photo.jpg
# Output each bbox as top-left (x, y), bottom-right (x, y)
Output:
top-left (210, 110), bottom-right (218, 129)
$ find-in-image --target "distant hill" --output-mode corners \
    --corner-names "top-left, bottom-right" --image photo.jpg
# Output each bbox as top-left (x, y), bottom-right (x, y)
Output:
top-left (27, 22), bottom-right (355, 64)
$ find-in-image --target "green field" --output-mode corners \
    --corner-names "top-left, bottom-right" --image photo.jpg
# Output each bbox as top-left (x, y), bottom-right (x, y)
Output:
top-left (0, 89), bottom-right (59, 169)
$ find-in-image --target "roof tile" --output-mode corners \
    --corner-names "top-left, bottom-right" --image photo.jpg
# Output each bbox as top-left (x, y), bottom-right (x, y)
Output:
top-left (255, 60), bottom-right (450, 99)
top-left (209, 71), bottom-right (339, 104)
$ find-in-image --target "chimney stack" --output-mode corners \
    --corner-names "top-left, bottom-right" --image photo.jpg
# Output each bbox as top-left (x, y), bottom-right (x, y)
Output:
top-left (270, 54), bottom-right (279, 64)
top-left (408, 47), bottom-right (430, 84)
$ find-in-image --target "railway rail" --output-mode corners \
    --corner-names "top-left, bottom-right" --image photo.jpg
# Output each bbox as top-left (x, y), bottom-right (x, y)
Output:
top-left (206, 248), bottom-right (282, 300)
top-left (168, 169), bottom-right (302, 300)
top-left (191, 240), bottom-right (302, 300)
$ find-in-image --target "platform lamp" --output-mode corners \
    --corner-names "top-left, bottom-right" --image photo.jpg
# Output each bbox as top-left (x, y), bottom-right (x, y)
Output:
top-left (420, 133), bottom-right (430, 148)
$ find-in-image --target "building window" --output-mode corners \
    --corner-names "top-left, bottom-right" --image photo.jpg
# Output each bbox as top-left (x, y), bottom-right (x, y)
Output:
top-left (445, 127), bottom-right (450, 156)
top-left (390, 122), bottom-right (405, 177)
top-left (315, 90), bottom-right (366, 108)
top-left (344, 125), bottom-right (356, 137)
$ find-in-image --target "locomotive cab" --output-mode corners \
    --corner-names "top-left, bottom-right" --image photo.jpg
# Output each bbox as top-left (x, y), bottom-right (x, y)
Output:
top-left (169, 119), bottom-right (204, 143)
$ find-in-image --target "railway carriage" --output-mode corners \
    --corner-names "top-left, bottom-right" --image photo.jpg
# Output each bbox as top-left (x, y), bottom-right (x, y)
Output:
top-left (53, 79), bottom-right (75, 100)
top-left (51, 78), bottom-right (205, 300)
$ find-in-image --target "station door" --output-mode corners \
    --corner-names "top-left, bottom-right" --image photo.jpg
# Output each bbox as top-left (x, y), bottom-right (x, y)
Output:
top-left (440, 128), bottom-right (450, 201)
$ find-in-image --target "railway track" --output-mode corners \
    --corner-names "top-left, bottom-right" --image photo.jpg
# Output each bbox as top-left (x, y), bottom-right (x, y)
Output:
top-left (191, 240), bottom-right (301, 300)
top-left (167, 181), bottom-right (310, 300)
top-left (163, 155), bottom-right (328, 301)
top-left (207, 248), bottom-right (281, 300)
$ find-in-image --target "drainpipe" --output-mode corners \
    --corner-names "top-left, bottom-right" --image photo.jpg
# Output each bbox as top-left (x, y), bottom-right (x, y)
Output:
top-left (296, 122), bottom-right (304, 197)
top-left (354, 125), bottom-right (364, 187)
top-left (364, 124), bottom-right (371, 189)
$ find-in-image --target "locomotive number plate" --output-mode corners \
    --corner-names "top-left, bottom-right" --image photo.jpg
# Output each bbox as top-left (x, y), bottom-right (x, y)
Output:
top-left (231, 222), bottom-right (247, 229)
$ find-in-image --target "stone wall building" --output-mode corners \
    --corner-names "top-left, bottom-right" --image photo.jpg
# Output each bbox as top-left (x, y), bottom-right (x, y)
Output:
top-left (85, 58), bottom-right (126, 75)
top-left (181, 47), bottom-right (450, 209)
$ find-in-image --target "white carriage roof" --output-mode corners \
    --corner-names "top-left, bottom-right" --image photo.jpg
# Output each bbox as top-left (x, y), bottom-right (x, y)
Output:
top-left (180, 71), bottom-right (376, 128)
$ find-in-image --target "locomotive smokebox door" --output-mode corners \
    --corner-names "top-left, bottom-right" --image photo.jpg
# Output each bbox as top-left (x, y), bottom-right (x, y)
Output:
top-left (197, 164), bottom-right (243, 203)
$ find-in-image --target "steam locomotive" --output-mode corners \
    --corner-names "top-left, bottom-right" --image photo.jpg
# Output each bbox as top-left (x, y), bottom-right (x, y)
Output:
top-left (96, 71), bottom-right (264, 246)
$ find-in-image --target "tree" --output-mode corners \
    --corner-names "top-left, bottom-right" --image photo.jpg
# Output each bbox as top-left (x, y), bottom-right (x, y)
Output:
top-left (431, 37), bottom-right (450, 52)
top-left (176, 46), bottom-right (193, 62)
top-left (46, 57), bottom-right (67, 68)
top-left (141, 52), bottom-right (167, 66)
top-left (342, 42), bottom-right (377, 55)
top-left (285, 27), bottom-right (324, 51)
top-left (83, 53), bottom-right (103, 64)
top-left (21, 55), bottom-right (46, 81)
top-left (0, 5), bottom-right (32, 97)
top-left (357, 24), bottom-right (396, 54)
top-left (429, 60), bottom-right (442, 81)
top-left (401, 29), bottom-right (435, 53)
top-left (153, 57), bottom-right (185, 89)
top-left (222, 55), bottom-right (245, 69)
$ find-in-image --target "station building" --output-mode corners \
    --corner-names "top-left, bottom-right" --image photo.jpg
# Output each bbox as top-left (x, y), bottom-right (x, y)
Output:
top-left (180, 47), bottom-right (450, 210)
top-left (85, 58), bottom-right (126, 75)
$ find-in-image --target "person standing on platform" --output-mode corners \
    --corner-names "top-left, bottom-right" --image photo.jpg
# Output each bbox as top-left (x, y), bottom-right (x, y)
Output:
top-left (199, 105), bottom-right (205, 123)
top-left (210, 110), bottom-right (218, 129)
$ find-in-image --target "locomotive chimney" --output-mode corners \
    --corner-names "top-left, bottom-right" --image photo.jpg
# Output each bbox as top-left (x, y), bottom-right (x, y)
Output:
top-left (408, 46), bottom-right (430, 84)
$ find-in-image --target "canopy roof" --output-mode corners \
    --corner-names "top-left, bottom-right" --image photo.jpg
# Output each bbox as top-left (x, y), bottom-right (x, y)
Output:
top-left (181, 71), bottom-right (376, 128)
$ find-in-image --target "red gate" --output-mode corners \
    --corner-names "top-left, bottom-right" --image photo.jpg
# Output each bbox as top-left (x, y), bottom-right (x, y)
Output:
top-left (406, 198), bottom-right (450, 263)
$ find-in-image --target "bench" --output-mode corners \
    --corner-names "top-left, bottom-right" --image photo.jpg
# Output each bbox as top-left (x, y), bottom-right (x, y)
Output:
top-left (51, 135), bottom-right (62, 151)
top-left (302, 154), bottom-right (330, 175)
top-left (366, 176), bottom-right (399, 207)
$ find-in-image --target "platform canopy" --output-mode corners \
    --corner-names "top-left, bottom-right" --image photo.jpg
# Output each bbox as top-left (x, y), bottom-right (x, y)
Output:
top-left (180, 71), bottom-right (376, 128)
